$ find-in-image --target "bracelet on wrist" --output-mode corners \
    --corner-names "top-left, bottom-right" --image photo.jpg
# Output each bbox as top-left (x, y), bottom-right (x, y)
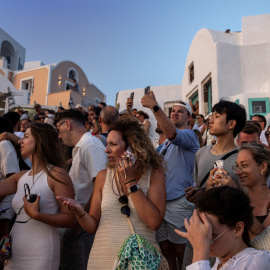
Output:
top-left (76, 211), bottom-right (86, 218)
top-left (125, 179), bottom-right (136, 185)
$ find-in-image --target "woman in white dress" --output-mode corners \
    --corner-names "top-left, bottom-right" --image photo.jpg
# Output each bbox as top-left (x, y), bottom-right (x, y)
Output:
top-left (175, 186), bottom-right (270, 270)
top-left (0, 123), bottom-right (76, 270)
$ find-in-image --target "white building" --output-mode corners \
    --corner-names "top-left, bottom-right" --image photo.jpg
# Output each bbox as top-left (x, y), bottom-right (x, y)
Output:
top-left (182, 13), bottom-right (270, 123)
top-left (115, 85), bottom-right (182, 134)
top-left (116, 13), bottom-right (270, 129)
top-left (0, 28), bottom-right (29, 111)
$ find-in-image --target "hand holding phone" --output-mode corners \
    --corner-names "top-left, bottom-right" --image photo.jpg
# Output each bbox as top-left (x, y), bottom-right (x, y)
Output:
top-left (126, 147), bottom-right (136, 165)
top-left (130, 92), bottom-right (134, 100)
top-left (144, 86), bottom-right (150, 95)
top-left (126, 98), bottom-right (133, 110)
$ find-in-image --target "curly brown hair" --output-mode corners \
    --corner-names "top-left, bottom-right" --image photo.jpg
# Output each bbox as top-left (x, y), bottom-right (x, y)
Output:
top-left (108, 117), bottom-right (164, 174)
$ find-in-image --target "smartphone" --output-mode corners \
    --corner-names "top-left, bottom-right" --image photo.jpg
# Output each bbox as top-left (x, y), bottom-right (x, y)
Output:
top-left (214, 160), bottom-right (223, 175)
top-left (130, 92), bottom-right (134, 100)
top-left (126, 147), bottom-right (136, 164)
top-left (144, 86), bottom-right (150, 95)
top-left (214, 160), bottom-right (224, 168)
top-left (0, 207), bottom-right (10, 213)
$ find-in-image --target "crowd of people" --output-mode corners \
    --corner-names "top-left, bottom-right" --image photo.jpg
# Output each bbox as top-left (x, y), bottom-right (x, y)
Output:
top-left (0, 93), bottom-right (270, 270)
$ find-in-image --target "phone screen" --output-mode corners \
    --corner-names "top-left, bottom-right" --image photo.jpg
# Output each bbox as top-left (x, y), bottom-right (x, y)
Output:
top-left (130, 92), bottom-right (134, 99)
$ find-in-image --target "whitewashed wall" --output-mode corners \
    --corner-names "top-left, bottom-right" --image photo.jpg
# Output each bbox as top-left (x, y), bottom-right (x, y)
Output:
top-left (181, 14), bottom-right (270, 128)
top-left (116, 85), bottom-right (182, 136)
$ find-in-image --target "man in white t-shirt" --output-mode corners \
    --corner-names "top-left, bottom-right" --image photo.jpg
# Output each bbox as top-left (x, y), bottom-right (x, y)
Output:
top-left (55, 109), bottom-right (107, 270)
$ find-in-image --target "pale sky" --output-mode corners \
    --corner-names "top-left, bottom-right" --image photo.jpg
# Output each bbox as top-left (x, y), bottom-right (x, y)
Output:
top-left (1, 0), bottom-right (269, 106)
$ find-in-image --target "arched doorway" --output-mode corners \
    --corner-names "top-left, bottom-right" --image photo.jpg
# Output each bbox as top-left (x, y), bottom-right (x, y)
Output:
top-left (0, 40), bottom-right (17, 70)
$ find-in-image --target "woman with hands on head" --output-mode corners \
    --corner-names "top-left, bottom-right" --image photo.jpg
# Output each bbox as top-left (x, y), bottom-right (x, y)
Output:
top-left (0, 123), bottom-right (76, 270)
top-left (57, 117), bottom-right (167, 269)
top-left (175, 186), bottom-right (270, 270)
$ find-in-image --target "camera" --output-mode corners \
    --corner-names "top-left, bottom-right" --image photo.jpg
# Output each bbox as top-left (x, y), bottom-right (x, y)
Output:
top-left (27, 194), bottom-right (37, 203)
top-left (24, 183), bottom-right (37, 203)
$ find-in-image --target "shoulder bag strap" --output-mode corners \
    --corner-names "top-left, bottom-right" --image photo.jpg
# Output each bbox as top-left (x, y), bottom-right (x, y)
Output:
top-left (198, 149), bottom-right (238, 188)
top-left (127, 217), bottom-right (135, 235)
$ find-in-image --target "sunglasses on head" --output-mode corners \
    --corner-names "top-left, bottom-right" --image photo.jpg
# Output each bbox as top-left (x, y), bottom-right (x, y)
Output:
top-left (119, 195), bottom-right (130, 217)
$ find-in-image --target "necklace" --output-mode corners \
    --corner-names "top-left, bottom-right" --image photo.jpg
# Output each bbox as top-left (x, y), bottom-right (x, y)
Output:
top-left (31, 169), bottom-right (45, 185)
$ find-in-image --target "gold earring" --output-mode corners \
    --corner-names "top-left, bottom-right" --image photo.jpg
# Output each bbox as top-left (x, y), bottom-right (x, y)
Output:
top-left (261, 171), bottom-right (264, 175)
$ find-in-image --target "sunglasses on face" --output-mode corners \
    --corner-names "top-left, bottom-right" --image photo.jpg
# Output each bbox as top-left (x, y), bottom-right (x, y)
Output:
top-left (119, 195), bottom-right (130, 217)
top-left (265, 131), bottom-right (270, 137)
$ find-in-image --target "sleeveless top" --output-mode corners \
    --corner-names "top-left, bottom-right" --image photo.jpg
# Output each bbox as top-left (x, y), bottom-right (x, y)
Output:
top-left (88, 168), bottom-right (157, 269)
top-left (6, 168), bottom-right (60, 270)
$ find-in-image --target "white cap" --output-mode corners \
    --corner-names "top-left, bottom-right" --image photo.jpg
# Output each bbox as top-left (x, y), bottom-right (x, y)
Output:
top-left (173, 102), bottom-right (193, 115)
top-left (75, 104), bottom-right (83, 109)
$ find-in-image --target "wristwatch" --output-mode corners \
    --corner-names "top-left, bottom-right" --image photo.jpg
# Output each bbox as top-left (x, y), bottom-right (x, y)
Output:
top-left (152, 104), bottom-right (160, 113)
top-left (127, 184), bottom-right (140, 194)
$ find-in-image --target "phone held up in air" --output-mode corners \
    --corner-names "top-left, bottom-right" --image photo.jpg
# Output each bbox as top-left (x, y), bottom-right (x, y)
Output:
top-left (126, 147), bottom-right (136, 165)
top-left (144, 86), bottom-right (150, 95)
top-left (130, 92), bottom-right (134, 100)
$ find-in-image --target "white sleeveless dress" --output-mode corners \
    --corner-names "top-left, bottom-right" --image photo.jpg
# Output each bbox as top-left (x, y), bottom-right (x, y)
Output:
top-left (88, 168), bottom-right (161, 269)
top-left (5, 169), bottom-right (60, 270)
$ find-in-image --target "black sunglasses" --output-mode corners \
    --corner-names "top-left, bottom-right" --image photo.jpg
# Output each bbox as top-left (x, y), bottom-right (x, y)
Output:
top-left (265, 131), bottom-right (270, 137)
top-left (119, 195), bottom-right (130, 217)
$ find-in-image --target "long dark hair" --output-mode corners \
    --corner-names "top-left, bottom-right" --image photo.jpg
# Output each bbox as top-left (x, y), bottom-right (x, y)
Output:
top-left (28, 123), bottom-right (67, 183)
top-left (0, 117), bottom-right (29, 170)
